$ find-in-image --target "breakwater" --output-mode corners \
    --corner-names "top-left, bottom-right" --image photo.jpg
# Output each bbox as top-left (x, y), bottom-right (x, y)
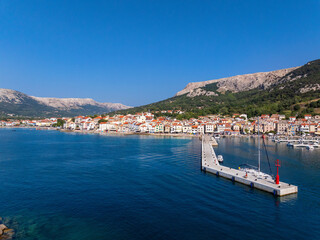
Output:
top-left (201, 135), bottom-right (298, 196)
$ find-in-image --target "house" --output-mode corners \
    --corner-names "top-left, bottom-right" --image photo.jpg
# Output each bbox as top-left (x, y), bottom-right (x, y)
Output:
top-left (216, 123), bottom-right (226, 133)
top-left (183, 125), bottom-right (192, 134)
top-left (197, 125), bottom-right (205, 134)
top-left (279, 115), bottom-right (286, 120)
top-left (205, 124), bottom-right (214, 133)
top-left (232, 124), bottom-right (240, 132)
top-left (64, 121), bottom-right (76, 130)
top-left (139, 124), bottom-right (148, 133)
top-left (309, 123), bottom-right (316, 133)
top-left (137, 115), bottom-right (146, 123)
top-left (253, 122), bottom-right (263, 133)
top-left (99, 122), bottom-right (108, 131)
top-left (276, 121), bottom-right (288, 134)
top-left (316, 124), bottom-right (320, 135)
top-left (270, 114), bottom-right (279, 120)
top-left (262, 123), bottom-right (275, 133)
top-left (299, 123), bottom-right (309, 133)
top-left (239, 114), bottom-right (248, 120)
top-left (191, 125), bottom-right (198, 134)
top-left (289, 116), bottom-right (296, 122)
top-left (304, 114), bottom-right (312, 120)
top-left (171, 123), bottom-right (183, 133)
top-left (155, 123), bottom-right (164, 133)
top-left (224, 123), bottom-right (232, 135)
top-left (75, 116), bottom-right (84, 124)
top-left (164, 125), bottom-right (171, 133)
top-left (93, 117), bottom-right (103, 123)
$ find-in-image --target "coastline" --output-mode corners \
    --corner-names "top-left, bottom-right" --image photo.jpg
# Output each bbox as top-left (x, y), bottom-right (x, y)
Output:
top-left (1, 126), bottom-right (317, 141)
top-left (60, 129), bottom-right (199, 138)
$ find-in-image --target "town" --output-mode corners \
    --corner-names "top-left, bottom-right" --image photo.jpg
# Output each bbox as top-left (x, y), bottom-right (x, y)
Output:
top-left (1, 112), bottom-right (320, 136)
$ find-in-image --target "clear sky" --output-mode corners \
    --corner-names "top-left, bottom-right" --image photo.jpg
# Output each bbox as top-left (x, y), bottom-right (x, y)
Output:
top-left (0, 0), bottom-right (319, 106)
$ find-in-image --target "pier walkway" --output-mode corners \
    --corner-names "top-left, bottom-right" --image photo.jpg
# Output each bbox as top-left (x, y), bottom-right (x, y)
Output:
top-left (201, 135), bottom-right (298, 196)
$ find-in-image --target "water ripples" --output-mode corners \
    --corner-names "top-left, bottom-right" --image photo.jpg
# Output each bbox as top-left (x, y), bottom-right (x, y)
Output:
top-left (0, 129), bottom-right (319, 239)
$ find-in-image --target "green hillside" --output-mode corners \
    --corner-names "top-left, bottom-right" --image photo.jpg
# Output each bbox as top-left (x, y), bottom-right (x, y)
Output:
top-left (114, 59), bottom-right (320, 118)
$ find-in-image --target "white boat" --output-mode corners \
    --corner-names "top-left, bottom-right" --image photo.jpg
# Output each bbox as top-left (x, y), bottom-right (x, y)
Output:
top-left (217, 155), bottom-right (223, 162)
top-left (214, 134), bottom-right (220, 139)
top-left (306, 145), bottom-right (314, 150)
top-left (239, 164), bottom-right (273, 180)
top-left (239, 117), bottom-right (274, 181)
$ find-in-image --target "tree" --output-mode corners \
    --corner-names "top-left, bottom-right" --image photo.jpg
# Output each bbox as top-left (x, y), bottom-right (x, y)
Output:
top-left (98, 119), bottom-right (108, 123)
top-left (53, 119), bottom-right (65, 127)
top-left (293, 104), bottom-right (301, 111)
top-left (56, 119), bottom-right (65, 127)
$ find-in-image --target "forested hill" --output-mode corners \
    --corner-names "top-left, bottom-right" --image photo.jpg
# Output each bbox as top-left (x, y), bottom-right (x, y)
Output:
top-left (114, 59), bottom-right (320, 118)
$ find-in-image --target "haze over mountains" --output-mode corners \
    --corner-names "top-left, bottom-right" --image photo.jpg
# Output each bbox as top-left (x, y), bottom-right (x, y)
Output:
top-left (0, 89), bottom-right (130, 117)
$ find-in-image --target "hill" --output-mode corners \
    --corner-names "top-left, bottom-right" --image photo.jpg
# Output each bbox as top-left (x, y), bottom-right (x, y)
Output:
top-left (0, 89), bottom-right (130, 118)
top-left (176, 66), bottom-right (298, 96)
top-left (114, 59), bottom-right (320, 118)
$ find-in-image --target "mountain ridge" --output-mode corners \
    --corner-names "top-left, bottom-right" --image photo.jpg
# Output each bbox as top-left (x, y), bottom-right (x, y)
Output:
top-left (114, 59), bottom-right (320, 118)
top-left (176, 66), bottom-right (299, 97)
top-left (31, 96), bottom-right (128, 110)
top-left (0, 88), bottom-right (131, 117)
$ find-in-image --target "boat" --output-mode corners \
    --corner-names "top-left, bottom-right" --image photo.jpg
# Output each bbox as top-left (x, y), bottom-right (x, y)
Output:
top-left (239, 117), bottom-right (274, 180)
top-left (306, 145), bottom-right (314, 150)
top-left (217, 155), bottom-right (223, 162)
top-left (214, 134), bottom-right (220, 140)
top-left (238, 164), bottom-right (273, 180)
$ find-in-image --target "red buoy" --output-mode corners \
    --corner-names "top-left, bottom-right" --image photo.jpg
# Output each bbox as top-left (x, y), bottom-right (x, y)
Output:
top-left (275, 159), bottom-right (281, 185)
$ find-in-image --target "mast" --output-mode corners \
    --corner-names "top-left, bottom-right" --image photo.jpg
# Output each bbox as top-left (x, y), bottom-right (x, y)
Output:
top-left (258, 117), bottom-right (261, 172)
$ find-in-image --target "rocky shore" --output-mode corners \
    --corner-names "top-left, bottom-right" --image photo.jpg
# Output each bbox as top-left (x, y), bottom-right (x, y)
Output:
top-left (0, 218), bottom-right (14, 240)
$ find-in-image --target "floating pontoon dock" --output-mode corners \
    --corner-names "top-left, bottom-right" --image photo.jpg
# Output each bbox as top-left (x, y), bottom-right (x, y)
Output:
top-left (201, 135), bottom-right (298, 196)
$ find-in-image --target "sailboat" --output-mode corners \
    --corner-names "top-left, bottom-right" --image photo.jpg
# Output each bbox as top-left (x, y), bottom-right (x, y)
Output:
top-left (239, 117), bottom-right (274, 181)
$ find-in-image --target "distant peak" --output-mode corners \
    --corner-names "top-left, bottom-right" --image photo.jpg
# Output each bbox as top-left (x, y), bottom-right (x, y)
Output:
top-left (0, 88), bottom-right (131, 117)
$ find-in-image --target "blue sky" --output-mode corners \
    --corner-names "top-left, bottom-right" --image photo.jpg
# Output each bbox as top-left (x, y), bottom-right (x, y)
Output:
top-left (0, 0), bottom-right (319, 106)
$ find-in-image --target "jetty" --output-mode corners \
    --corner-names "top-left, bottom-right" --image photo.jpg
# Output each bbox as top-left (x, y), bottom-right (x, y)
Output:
top-left (201, 135), bottom-right (298, 196)
top-left (292, 143), bottom-right (320, 148)
top-left (273, 137), bottom-right (320, 149)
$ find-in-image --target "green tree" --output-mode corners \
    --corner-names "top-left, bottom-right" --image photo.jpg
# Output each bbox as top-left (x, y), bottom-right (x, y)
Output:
top-left (56, 119), bottom-right (65, 127)
top-left (98, 119), bottom-right (108, 123)
top-left (293, 104), bottom-right (301, 111)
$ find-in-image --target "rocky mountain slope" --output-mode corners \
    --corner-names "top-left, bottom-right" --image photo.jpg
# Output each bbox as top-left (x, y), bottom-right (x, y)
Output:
top-left (115, 59), bottom-right (320, 118)
top-left (176, 67), bottom-right (298, 97)
top-left (0, 89), bottom-right (130, 117)
top-left (31, 96), bottom-right (128, 111)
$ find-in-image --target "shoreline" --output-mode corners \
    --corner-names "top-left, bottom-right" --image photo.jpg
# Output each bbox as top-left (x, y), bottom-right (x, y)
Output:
top-left (1, 126), bottom-right (318, 140)
top-left (60, 129), bottom-right (199, 138)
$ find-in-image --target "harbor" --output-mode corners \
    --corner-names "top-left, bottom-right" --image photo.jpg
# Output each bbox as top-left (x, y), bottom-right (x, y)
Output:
top-left (1, 128), bottom-right (318, 239)
top-left (272, 137), bottom-right (320, 150)
top-left (201, 135), bottom-right (298, 196)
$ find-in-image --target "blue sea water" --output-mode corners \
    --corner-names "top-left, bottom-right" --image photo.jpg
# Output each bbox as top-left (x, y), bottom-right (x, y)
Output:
top-left (0, 128), bottom-right (319, 240)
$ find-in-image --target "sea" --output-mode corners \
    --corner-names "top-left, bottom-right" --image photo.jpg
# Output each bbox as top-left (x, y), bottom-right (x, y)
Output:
top-left (0, 128), bottom-right (319, 240)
